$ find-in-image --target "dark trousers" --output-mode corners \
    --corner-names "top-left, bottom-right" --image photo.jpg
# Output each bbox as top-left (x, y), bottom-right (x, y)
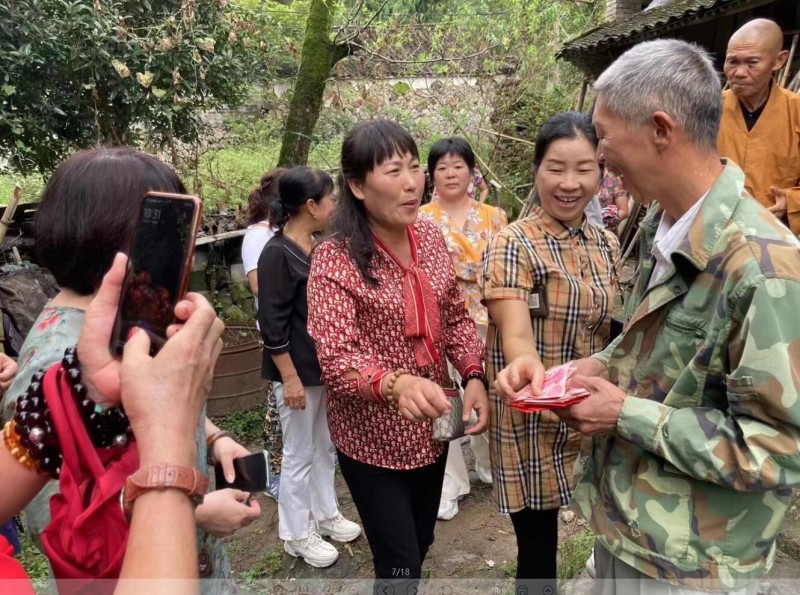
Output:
top-left (337, 446), bottom-right (448, 585)
top-left (510, 507), bottom-right (559, 593)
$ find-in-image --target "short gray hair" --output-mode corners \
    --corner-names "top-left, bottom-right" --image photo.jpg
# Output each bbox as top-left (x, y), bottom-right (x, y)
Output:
top-left (594, 39), bottom-right (722, 150)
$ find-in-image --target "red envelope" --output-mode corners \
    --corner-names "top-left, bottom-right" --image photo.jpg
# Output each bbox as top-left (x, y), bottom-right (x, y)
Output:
top-left (508, 363), bottom-right (590, 412)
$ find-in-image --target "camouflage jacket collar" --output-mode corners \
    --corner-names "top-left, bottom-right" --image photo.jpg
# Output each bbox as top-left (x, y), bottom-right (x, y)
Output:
top-left (627, 162), bottom-right (746, 328)
top-left (660, 161), bottom-right (746, 276)
top-left (672, 161), bottom-right (745, 272)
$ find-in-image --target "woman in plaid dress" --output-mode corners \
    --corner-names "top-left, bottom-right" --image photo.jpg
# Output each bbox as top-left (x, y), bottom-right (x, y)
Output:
top-left (479, 112), bottom-right (620, 587)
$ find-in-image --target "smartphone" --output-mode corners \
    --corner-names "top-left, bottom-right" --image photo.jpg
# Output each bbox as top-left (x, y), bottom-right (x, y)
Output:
top-left (214, 451), bottom-right (270, 493)
top-left (109, 192), bottom-right (202, 356)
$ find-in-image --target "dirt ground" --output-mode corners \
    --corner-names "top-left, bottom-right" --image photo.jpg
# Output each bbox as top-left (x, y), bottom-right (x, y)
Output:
top-left (226, 440), bottom-right (587, 595)
top-left (223, 442), bottom-right (800, 594)
top-left (224, 441), bottom-right (588, 593)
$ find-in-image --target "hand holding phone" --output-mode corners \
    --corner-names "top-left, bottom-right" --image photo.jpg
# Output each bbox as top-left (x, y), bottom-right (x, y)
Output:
top-left (110, 192), bottom-right (202, 356)
top-left (214, 451), bottom-right (270, 493)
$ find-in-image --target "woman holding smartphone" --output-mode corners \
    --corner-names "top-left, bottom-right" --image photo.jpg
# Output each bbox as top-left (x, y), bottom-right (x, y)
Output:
top-left (257, 166), bottom-right (361, 568)
top-left (0, 148), bottom-right (259, 592)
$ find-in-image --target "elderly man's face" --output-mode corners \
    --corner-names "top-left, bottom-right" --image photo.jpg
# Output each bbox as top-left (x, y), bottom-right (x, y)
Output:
top-left (724, 37), bottom-right (781, 101)
top-left (593, 99), bottom-right (651, 203)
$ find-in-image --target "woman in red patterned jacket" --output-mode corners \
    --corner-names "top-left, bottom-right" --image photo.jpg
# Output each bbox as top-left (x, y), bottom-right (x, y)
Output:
top-left (307, 119), bottom-right (489, 587)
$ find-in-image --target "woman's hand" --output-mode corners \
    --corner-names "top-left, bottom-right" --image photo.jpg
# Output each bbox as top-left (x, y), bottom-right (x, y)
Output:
top-left (78, 253), bottom-right (215, 411)
top-left (494, 355), bottom-right (545, 402)
top-left (120, 292), bottom-right (224, 465)
top-left (463, 379), bottom-right (489, 435)
top-left (0, 353), bottom-right (17, 394)
top-left (78, 252), bottom-right (225, 464)
top-left (211, 436), bottom-right (252, 484)
top-left (283, 375), bottom-right (306, 410)
top-left (77, 252), bottom-right (129, 408)
top-left (195, 489), bottom-right (262, 538)
top-left (392, 375), bottom-right (451, 423)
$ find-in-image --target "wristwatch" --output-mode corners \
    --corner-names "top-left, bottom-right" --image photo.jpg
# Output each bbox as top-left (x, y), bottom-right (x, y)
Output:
top-left (121, 463), bottom-right (208, 521)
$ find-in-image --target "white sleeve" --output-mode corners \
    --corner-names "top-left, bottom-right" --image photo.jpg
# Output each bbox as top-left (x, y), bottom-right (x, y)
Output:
top-left (241, 227), bottom-right (274, 273)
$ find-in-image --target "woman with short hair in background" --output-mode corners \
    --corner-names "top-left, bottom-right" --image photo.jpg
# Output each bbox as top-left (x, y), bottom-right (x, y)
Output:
top-left (241, 168), bottom-right (287, 302)
top-left (419, 136), bottom-right (507, 521)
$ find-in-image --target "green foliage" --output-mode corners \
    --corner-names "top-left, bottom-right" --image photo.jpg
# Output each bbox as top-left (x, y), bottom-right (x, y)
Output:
top-left (557, 528), bottom-right (595, 586)
top-left (500, 560), bottom-right (516, 578)
top-left (277, 0), bottom-right (347, 166)
top-left (0, 173), bottom-right (45, 205)
top-left (188, 143), bottom-right (281, 212)
top-left (18, 526), bottom-right (49, 592)
top-left (211, 402), bottom-right (267, 445)
top-left (0, 0), bottom-right (270, 174)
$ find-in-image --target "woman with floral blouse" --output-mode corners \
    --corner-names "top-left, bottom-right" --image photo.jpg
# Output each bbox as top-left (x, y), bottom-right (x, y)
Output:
top-left (307, 120), bottom-right (489, 587)
top-left (419, 136), bottom-right (507, 521)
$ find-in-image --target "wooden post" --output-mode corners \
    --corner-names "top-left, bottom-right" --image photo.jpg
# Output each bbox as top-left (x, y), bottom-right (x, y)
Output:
top-left (0, 186), bottom-right (21, 248)
top-left (577, 79), bottom-right (589, 112)
top-left (790, 69), bottom-right (800, 94)
top-left (781, 34), bottom-right (799, 88)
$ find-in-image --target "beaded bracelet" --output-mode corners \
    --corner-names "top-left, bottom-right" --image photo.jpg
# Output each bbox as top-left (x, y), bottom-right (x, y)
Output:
top-left (383, 368), bottom-right (410, 409)
top-left (8, 346), bottom-right (131, 479)
top-left (3, 420), bottom-right (40, 472)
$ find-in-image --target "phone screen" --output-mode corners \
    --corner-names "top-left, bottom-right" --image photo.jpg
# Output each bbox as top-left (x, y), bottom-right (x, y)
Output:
top-left (110, 194), bottom-right (200, 356)
top-left (214, 451), bottom-right (270, 493)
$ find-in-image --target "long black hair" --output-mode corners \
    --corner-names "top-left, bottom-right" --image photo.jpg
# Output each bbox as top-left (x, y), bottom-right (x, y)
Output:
top-left (533, 111), bottom-right (599, 171)
top-left (268, 166), bottom-right (333, 232)
top-left (328, 119), bottom-right (419, 285)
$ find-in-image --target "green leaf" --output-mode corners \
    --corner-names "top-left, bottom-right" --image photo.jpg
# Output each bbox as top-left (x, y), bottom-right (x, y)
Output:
top-left (392, 81), bottom-right (411, 96)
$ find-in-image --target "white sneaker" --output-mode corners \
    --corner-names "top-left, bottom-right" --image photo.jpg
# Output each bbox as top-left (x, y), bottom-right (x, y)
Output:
top-left (317, 513), bottom-right (362, 543)
top-left (437, 498), bottom-right (459, 520)
top-left (284, 531), bottom-right (339, 568)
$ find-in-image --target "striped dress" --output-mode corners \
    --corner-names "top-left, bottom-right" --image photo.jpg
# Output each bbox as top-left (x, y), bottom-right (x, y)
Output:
top-left (479, 206), bottom-right (619, 512)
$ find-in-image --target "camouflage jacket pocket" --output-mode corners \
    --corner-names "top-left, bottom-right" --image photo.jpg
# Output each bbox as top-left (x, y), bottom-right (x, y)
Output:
top-left (632, 308), bottom-right (710, 406)
top-left (605, 451), bottom-right (693, 560)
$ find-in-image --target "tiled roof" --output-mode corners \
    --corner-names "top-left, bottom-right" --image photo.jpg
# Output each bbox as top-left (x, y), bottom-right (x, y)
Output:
top-left (558, 0), bottom-right (746, 58)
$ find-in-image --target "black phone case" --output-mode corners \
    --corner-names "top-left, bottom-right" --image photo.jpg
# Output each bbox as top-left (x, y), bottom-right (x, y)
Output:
top-left (214, 451), bottom-right (269, 492)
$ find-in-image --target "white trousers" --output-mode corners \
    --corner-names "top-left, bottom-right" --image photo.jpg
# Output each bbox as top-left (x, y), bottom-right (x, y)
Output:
top-left (441, 323), bottom-right (492, 502)
top-left (441, 433), bottom-right (492, 501)
top-left (274, 383), bottom-right (339, 540)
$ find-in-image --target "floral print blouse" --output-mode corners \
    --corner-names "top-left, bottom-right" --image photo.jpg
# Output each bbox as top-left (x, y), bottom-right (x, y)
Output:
top-left (419, 200), bottom-right (508, 326)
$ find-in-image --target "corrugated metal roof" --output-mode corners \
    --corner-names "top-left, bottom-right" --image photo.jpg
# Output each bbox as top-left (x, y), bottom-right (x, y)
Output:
top-left (558, 0), bottom-right (745, 57)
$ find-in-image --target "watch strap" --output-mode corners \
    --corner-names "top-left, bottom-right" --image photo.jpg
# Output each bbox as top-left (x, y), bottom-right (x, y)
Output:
top-left (122, 464), bottom-right (207, 521)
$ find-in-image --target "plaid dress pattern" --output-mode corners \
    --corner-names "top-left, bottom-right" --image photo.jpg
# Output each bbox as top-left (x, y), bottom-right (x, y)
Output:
top-left (479, 206), bottom-right (620, 512)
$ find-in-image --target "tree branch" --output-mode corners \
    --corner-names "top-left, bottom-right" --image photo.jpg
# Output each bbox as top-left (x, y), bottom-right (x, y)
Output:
top-left (335, 0), bottom-right (393, 45)
top-left (332, 39), bottom-right (358, 64)
top-left (347, 41), bottom-right (502, 65)
top-left (334, 0), bottom-right (365, 44)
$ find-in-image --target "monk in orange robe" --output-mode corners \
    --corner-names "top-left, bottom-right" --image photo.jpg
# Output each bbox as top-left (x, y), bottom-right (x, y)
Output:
top-left (717, 19), bottom-right (800, 234)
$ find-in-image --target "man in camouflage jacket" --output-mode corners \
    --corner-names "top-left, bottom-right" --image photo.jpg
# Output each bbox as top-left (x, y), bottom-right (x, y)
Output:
top-left (496, 40), bottom-right (800, 593)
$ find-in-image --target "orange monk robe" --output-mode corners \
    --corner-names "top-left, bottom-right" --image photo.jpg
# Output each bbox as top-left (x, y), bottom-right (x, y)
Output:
top-left (717, 83), bottom-right (800, 234)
